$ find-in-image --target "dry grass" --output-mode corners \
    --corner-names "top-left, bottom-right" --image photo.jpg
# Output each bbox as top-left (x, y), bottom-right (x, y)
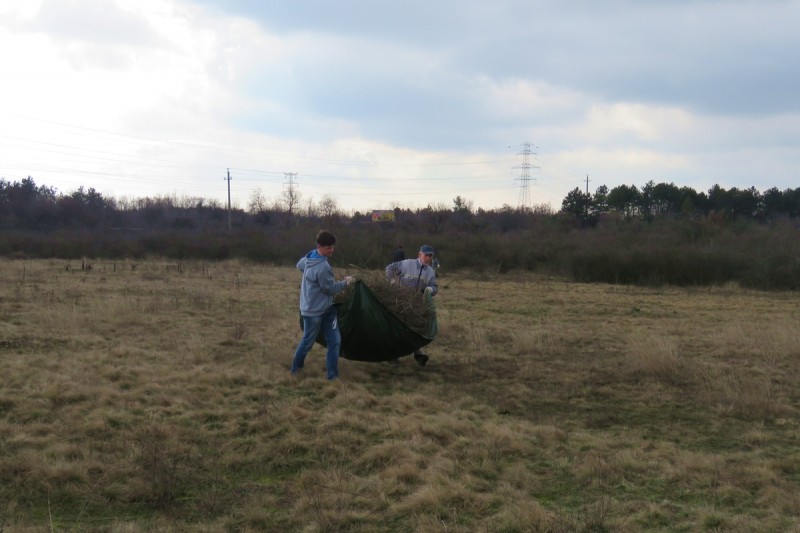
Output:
top-left (342, 269), bottom-right (435, 334)
top-left (1, 259), bottom-right (800, 531)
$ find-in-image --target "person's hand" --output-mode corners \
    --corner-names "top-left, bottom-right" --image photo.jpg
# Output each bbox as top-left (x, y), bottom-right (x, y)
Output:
top-left (344, 276), bottom-right (354, 284)
top-left (424, 286), bottom-right (433, 296)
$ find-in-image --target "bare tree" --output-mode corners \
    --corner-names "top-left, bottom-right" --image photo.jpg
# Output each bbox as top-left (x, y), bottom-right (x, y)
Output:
top-left (248, 188), bottom-right (268, 214)
top-left (423, 202), bottom-right (450, 234)
top-left (281, 178), bottom-right (301, 220)
top-left (246, 189), bottom-right (271, 225)
top-left (319, 194), bottom-right (339, 220)
top-left (304, 196), bottom-right (318, 218)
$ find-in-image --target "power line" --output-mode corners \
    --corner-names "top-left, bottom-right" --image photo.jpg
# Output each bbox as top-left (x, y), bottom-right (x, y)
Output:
top-left (13, 115), bottom-right (509, 167)
top-left (1, 117), bottom-right (529, 209)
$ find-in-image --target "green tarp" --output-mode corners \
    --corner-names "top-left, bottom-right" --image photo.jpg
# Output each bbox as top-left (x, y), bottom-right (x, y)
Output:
top-left (303, 280), bottom-right (437, 362)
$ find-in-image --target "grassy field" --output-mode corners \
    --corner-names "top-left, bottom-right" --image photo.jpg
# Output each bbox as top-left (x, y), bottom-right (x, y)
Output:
top-left (1, 258), bottom-right (799, 532)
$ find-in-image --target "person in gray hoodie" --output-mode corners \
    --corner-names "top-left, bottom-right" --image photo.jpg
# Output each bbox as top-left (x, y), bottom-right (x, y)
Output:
top-left (291, 230), bottom-right (353, 380)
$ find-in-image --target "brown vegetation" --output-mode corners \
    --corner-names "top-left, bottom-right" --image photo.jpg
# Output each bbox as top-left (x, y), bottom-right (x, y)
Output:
top-left (4, 176), bottom-right (800, 291)
top-left (1, 259), bottom-right (799, 531)
top-left (342, 269), bottom-right (435, 335)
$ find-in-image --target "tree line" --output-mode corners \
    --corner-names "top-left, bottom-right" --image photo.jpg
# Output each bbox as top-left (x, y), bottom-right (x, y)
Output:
top-left (561, 181), bottom-right (800, 226)
top-left (5, 176), bottom-right (800, 232)
top-left (2, 176), bottom-right (800, 290)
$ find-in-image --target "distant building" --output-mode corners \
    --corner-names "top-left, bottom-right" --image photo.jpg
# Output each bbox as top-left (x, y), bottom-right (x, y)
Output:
top-left (371, 210), bottom-right (395, 222)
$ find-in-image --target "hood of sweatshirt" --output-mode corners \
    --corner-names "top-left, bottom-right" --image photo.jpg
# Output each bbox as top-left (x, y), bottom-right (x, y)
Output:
top-left (297, 249), bottom-right (326, 272)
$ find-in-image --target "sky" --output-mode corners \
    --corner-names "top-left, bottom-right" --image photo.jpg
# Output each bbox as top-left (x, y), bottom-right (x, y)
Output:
top-left (1, 0), bottom-right (799, 214)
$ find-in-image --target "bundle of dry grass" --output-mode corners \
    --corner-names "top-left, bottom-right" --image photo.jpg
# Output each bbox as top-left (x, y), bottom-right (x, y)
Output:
top-left (336, 269), bottom-right (435, 334)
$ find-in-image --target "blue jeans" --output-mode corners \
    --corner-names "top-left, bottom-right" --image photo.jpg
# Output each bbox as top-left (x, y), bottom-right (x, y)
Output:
top-left (292, 306), bottom-right (341, 380)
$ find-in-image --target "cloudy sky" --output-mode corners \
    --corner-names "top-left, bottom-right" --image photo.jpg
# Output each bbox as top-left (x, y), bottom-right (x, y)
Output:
top-left (1, 0), bottom-right (798, 214)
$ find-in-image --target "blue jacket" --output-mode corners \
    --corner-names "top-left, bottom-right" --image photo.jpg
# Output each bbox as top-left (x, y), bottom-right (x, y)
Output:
top-left (385, 258), bottom-right (438, 296)
top-left (297, 250), bottom-right (348, 317)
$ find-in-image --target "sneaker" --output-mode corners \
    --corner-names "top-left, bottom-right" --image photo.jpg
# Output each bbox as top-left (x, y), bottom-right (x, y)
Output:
top-left (414, 353), bottom-right (429, 367)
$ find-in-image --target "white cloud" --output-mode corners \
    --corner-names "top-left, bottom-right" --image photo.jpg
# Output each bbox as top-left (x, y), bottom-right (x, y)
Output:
top-left (583, 103), bottom-right (694, 143)
top-left (482, 77), bottom-right (588, 120)
top-left (32, 0), bottom-right (161, 47)
top-left (1, 0), bottom-right (799, 214)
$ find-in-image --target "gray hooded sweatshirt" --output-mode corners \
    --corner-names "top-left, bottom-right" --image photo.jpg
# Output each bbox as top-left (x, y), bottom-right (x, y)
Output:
top-left (297, 249), bottom-right (348, 317)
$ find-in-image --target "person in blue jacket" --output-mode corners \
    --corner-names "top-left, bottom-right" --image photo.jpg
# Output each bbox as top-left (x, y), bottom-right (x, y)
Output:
top-left (291, 230), bottom-right (353, 380)
top-left (385, 244), bottom-right (439, 366)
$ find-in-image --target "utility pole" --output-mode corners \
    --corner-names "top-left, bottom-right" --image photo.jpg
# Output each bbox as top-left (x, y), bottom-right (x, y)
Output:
top-left (585, 174), bottom-right (591, 194)
top-left (514, 142), bottom-right (540, 211)
top-left (224, 168), bottom-right (232, 231)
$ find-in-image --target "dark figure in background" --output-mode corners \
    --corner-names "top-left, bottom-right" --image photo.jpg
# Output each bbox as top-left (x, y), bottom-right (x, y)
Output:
top-left (392, 244), bottom-right (406, 262)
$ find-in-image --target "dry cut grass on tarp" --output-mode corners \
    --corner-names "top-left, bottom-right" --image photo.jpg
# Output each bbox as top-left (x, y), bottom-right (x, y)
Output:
top-left (335, 269), bottom-right (435, 334)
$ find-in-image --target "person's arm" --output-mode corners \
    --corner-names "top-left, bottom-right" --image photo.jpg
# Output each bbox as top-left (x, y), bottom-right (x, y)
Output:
top-left (425, 269), bottom-right (438, 296)
top-left (385, 262), bottom-right (398, 280)
top-left (318, 264), bottom-right (347, 295)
